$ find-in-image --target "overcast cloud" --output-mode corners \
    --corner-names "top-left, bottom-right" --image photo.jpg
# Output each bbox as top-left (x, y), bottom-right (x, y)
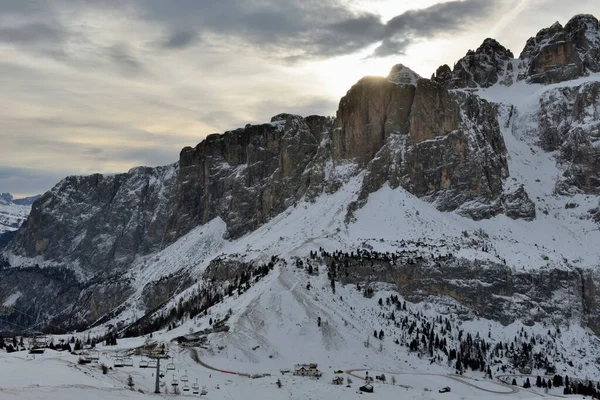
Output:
top-left (0, 0), bottom-right (598, 196)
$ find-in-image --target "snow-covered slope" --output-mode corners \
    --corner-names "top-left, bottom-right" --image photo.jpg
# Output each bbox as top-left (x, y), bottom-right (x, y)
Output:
top-left (0, 193), bottom-right (35, 235)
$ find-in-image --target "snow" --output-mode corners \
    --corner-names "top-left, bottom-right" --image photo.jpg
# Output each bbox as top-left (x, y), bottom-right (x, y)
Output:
top-left (0, 347), bottom-right (548, 399)
top-left (4, 262), bottom-right (596, 399)
top-left (0, 202), bottom-right (30, 234)
top-left (2, 291), bottom-right (21, 307)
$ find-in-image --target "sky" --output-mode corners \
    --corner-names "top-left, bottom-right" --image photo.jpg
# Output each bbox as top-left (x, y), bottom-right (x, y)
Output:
top-left (0, 0), bottom-right (598, 197)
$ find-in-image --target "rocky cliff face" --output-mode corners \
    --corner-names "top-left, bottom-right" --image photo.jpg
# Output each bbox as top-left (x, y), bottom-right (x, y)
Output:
top-left (519, 15), bottom-right (600, 84)
top-left (514, 80), bottom-right (600, 195)
top-left (327, 251), bottom-right (600, 335)
top-left (8, 164), bottom-right (178, 275)
top-left (167, 114), bottom-right (329, 241)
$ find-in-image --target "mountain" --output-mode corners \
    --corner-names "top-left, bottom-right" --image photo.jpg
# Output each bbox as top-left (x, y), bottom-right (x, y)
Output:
top-left (0, 193), bottom-right (39, 239)
top-left (2, 14), bottom-right (600, 378)
top-left (11, 194), bottom-right (42, 206)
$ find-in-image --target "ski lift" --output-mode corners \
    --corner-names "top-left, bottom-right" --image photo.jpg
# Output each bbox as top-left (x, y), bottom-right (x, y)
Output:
top-left (139, 359), bottom-right (149, 368)
top-left (181, 370), bottom-right (189, 382)
top-left (114, 358), bottom-right (124, 367)
top-left (171, 377), bottom-right (179, 387)
top-left (192, 380), bottom-right (200, 395)
top-left (148, 359), bottom-right (157, 368)
top-left (183, 383), bottom-right (190, 392)
top-left (166, 362), bottom-right (175, 371)
top-left (123, 357), bottom-right (133, 367)
top-left (200, 385), bottom-right (208, 395)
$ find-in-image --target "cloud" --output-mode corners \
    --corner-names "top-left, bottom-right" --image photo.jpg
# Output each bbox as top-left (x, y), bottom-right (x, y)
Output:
top-left (374, 0), bottom-right (497, 57)
top-left (162, 31), bottom-right (198, 49)
top-left (129, 0), bottom-right (498, 60)
top-left (107, 43), bottom-right (145, 76)
top-left (0, 166), bottom-right (68, 196)
top-left (0, 22), bottom-right (64, 46)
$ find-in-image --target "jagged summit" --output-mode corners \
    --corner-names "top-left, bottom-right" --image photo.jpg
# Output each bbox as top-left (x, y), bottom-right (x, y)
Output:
top-left (519, 13), bottom-right (600, 83)
top-left (430, 14), bottom-right (600, 89)
top-left (386, 64), bottom-right (421, 86)
top-left (446, 37), bottom-right (515, 88)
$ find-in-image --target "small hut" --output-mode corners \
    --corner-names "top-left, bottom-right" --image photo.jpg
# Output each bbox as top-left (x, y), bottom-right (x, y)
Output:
top-left (359, 383), bottom-right (374, 393)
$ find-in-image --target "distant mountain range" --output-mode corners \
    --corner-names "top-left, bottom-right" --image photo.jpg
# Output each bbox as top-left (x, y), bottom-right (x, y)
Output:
top-left (0, 193), bottom-right (40, 246)
top-left (0, 193), bottom-right (42, 207)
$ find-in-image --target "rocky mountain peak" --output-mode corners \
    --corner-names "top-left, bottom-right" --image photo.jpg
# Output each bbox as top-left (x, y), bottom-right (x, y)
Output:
top-left (0, 193), bottom-right (13, 206)
top-left (446, 37), bottom-right (515, 88)
top-left (386, 64), bottom-right (422, 85)
top-left (519, 14), bottom-right (600, 84)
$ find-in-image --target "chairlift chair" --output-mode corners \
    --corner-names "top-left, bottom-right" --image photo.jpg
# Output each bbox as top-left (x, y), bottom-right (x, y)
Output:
top-left (171, 377), bottom-right (179, 387)
top-left (148, 359), bottom-right (157, 368)
top-left (114, 358), bottom-right (124, 367)
top-left (200, 385), bottom-right (208, 395)
top-left (183, 383), bottom-right (190, 392)
top-left (181, 370), bottom-right (189, 382)
top-left (192, 380), bottom-right (200, 395)
top-left (123, 357), bottom-right (133, 367)
top-left (139, 358), bottom-right (149, 368)
top-left (166, 362), bottom-right (175, 371)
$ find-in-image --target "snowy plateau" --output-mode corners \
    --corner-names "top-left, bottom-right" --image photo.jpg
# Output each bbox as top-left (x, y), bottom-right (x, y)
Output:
top-left (2, 14), bottom-right (600, 400)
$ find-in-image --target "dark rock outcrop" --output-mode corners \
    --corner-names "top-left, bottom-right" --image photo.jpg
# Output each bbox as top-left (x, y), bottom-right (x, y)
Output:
top-left (332, 76), bottom-right (415, 165)
top-left (519, 14), bottom-right (600, 84)
top-left (449, 38), bottom-right (515, 88)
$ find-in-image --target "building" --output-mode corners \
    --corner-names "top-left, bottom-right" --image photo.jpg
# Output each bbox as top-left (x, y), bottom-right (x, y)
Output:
top-left (359, 383), bottom-right (374, 393)
top-left (294, 363), bottom-right (322, 377)
top-left (332, 376), bottom-right (344, 385)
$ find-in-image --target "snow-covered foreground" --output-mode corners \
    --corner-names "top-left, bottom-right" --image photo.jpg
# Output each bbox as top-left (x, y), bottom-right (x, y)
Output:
top-left (19, 258), bottom-right (597, 399)
top-left (0, 346), bottom-right (558, 400)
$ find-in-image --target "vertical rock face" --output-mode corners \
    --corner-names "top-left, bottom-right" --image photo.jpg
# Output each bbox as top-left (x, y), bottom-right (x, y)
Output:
top-left (355, 87), bottom-right (510, 220)
top-left (528, 81), bottom-right (600, 195)
top-left (519, 14), bottom-right (600, 84)
top-left (167, 114), bottom-right (323, 240)
top-left (408, 79), bottom-right (459, 143)
top-left (7, 165), bottom-right (178, 274)
top-left (332, 76), bottom-right (415, 165)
